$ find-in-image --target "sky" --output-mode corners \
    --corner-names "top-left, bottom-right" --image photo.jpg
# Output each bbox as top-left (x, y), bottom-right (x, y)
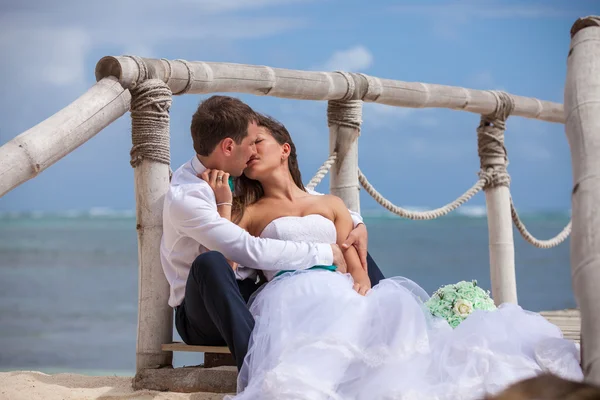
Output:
top-left (0, 0), bottom-right (598, 214)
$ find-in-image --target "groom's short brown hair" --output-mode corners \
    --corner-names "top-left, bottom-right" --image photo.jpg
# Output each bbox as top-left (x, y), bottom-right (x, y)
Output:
top-left (191, 95), bottom-right (258, 156)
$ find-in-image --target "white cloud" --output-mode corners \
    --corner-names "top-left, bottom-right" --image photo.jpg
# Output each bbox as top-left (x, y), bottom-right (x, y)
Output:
top-left (506, 118), bottom-right (557, 162)
top-left (404, 137), bottom-right (472, 161)
top-left (516, 142), bottom-right (553, 161)
top-left (469, 71), bottom-right (495, 88)
top-left (467, 71), bottom-right (506, 91)
top-left (363, 103), bottom-right (414, 129)
top-left (177, 0), bottom-right (316, 13)
top-left (319, 45), bottom-right (374, 72)
top-left (1, 0), bottom-right (314, 15)
top-left (417, 116), bottom-right (439, 128)
top-left (0, 0), bottom-right (309, 90)
top-left (392, 2), bottom-right (579, 19)
top-left (0, 23), bottom-right (91, 88)
top-left (392, 1), bottom-right (583, 40)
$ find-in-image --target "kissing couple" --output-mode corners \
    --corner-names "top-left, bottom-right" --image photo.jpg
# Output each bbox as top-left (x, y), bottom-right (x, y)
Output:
top-left (160, 95), bottom-right (582, 399)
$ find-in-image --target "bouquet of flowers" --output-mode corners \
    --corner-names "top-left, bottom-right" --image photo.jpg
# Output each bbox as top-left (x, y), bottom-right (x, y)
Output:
top-left (424, 280), bottom-right (497, 328)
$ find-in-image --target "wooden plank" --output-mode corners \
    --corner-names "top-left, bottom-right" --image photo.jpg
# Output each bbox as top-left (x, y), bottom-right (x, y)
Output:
top-left (162, 342), bottom-right (230, 354)
top-left (540, 309), bottom-right (581, 343)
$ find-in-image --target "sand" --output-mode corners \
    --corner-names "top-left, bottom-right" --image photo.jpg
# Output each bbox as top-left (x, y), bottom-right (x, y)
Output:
top-left (0, 371), bottom-right (227, 400)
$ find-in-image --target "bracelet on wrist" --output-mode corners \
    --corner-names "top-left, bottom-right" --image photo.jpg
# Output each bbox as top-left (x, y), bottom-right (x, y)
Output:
top-left (217, 202), bottom-right (233, 207)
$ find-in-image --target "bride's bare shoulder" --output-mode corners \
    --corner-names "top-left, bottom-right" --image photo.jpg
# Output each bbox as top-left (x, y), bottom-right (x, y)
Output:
top-left (311, 193), bottom-right (347, 214)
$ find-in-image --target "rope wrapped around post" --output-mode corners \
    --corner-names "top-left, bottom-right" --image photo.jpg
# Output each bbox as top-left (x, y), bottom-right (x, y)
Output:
top-left (477, 91), bottom-right (513, 189)
top-left (326, 77), bottom-right (362, 212)
top-left (306, 90), bottom-right (571, 247)
top-left (129, 77), bottom-right (174, 373)
top-left (477, 90), bottom-right (518, 305)
top-left (327, 100), bottom-right (363, 130)
top-left (130, 79), bottom-right (172, 168)
top-left (474, 90), bottom-right (572, 249)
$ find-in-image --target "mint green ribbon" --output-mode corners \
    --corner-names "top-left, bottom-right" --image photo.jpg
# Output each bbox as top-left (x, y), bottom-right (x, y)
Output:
top-left (274, 265), bottom-right (337, 278)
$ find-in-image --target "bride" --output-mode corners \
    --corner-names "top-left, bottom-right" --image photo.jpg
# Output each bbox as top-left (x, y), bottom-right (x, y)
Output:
top-left (202, 114), bottom-right (583, 399)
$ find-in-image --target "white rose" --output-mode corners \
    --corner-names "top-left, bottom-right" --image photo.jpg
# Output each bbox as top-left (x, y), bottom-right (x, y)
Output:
top-left (453, 299), bottom-right (473, 317)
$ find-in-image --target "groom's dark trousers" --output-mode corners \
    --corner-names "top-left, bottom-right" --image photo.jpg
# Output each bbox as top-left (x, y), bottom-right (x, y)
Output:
top-left (174, 251), bottom-right (385, 371)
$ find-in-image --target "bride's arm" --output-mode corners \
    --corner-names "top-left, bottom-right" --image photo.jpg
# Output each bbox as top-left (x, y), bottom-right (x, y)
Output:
top-left (327, 195), bottom-right (372, 295)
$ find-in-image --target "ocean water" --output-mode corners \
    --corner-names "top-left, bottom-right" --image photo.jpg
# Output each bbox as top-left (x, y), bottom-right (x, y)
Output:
top-left (0, 208), bottom-right (574, 375)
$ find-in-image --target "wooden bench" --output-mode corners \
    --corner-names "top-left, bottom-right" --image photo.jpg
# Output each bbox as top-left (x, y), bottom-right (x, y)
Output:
top-left (162, 342), bottom-right (230, 353)
top-left (540, 309), bottom-right (581, 343)
top-left (161, 310), bottom-right (580, 368)
top-left (162, 342), bottom-right (234, 368)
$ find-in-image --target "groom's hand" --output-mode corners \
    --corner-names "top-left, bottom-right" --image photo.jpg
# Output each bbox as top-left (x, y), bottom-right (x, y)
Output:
top-left (342, 223), bottom-right (368, 272)
top-left (330, 244), bottom-right (348, 274)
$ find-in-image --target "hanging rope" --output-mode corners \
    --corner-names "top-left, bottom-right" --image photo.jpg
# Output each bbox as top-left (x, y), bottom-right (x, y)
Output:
top-left (359, 170), bottom-right (486, 220)
top-left (306, 152), bottom-right (484, 220)
top-left (306, 153), bottom-right (337, 191)
top-left (510, 200), bottom-right (572, 248)
top-left (476, 91), bottom-right (571, 247)
top-left (306, 89), bottom-right (571, 244)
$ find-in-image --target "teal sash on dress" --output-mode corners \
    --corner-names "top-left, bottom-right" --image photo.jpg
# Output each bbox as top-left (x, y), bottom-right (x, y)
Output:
top-left (274, 265), bottom-right (337, 278)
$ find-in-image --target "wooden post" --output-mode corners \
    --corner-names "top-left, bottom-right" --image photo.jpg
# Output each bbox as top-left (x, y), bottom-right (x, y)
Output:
top-left (485, 187), bottom-right (517, 305)
top-left (477, 92), bottom-right (518, 305)
top-left (565, 16), bottom-right (600, 384)
top-left (328, 108), bottom-right (360, 212)
top-left (327, 73), bottom-right (367, 212)
top-left (128, 76), bottom-right (174, 373)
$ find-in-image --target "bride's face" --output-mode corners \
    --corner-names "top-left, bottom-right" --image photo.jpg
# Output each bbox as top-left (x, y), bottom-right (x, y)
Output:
top-left (244, 127), bottom-right (289, 180)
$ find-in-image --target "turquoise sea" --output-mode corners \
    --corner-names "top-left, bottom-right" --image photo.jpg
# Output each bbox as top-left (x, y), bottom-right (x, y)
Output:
top-left (0, 208), bottom-right (574, 375)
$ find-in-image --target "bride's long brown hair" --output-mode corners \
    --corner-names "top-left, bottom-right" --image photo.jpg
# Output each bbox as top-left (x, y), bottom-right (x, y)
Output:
top-left (232, 114), bottom-right (305, 223)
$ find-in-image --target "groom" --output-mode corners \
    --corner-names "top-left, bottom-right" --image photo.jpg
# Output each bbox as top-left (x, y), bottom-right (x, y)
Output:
top-left (160, 95), bottom-right (386, 371)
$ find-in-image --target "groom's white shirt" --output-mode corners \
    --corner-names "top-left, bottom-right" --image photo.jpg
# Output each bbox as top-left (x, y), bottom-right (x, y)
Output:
top-left (160, 156), bottom-right (364, 308)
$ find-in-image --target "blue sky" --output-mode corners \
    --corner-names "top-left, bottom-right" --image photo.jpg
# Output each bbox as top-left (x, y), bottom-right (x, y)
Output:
top-left (0, 0), bottom-right (597, 213)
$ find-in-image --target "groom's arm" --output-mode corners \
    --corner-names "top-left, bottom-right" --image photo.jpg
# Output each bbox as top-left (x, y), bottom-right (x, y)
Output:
top-left (306, 188), bottom-right (364, 227)
top-left (168, 185), bottom-right (333, 271)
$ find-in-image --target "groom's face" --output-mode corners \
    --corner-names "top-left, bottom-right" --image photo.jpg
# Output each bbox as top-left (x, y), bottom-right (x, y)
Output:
top-left (228, 121), bottom-right (260, 177)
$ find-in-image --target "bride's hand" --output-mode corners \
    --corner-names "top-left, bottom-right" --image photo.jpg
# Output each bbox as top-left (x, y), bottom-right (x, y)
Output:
top-left (200, 169), bottom-right (232, 205)
top-left (352, 273), bottom-right (371, 296)
top-left (342, 223), bottom-right (368, 272)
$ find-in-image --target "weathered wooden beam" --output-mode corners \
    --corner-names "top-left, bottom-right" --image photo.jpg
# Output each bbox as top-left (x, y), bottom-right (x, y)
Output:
top-left (0, 77), bottom-right (131, 198)
top-left (95, 56), bottom-right (565, 124)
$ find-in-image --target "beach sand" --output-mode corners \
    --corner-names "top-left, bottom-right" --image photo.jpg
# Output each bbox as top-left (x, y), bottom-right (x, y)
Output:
top-left (0, 371), bottom-right (227, 400)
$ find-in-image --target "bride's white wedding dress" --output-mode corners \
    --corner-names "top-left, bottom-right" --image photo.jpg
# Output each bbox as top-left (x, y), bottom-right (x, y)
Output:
top-left (230, 214), bottom-right (582, 400)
